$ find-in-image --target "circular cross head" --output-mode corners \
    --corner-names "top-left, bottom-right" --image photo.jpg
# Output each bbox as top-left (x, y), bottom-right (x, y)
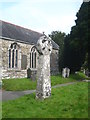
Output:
top-left (37, 35), bottom-right (52, 55)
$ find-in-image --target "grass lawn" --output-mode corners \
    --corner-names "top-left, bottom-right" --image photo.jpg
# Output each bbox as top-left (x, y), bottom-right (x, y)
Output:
top-left (2, 72), bottom-right (87, 91)
top-left (2, 82), bottom-right (88, 118)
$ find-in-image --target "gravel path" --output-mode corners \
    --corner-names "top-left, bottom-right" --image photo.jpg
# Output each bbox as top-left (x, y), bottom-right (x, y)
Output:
top-left (1, 81), bottom-right (81, 101)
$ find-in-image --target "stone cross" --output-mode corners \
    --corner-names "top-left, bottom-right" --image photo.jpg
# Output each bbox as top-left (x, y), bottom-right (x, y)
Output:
top-left (36, 35), bottom-right (52, 99)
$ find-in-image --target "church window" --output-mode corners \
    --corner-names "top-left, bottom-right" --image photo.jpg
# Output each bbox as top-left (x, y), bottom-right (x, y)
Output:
top-left (8, 43), bottom-right (20, 69)
top-left (15, 50), bottom-right (18, 67)
top-left (32, 52), bottom-right (33, 68)
top-left (35, 52), bottom-right (36, 68)
top-left (9, 49), bottom-right (11, 68)
top-left (12, 49), bottom-right (14, 68)
top-left (30, 46), bottom-right (37, 69)
top-left (30, 53), bottom-right (31, 68)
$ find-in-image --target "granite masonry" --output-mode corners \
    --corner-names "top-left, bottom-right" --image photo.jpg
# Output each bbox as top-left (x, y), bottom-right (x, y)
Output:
top-left (62, 68), bottom-right (70, 78)
top-left (36, 35), bottom-right (52, 99)
top-left (0, 20), bottom-right (59, 79)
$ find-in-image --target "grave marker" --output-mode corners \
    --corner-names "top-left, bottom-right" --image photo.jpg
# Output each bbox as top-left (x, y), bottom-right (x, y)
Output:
top-left (36, 35), bottom-right (52, 99)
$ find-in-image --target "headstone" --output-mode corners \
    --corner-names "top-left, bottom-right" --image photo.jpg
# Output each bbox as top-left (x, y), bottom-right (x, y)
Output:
top-left (75, 71), bottom-right (78, 74)
top-left (83, 69), bottom-right (85, 74)
top-left (62, 68), bottom-right (70, 78)
top-left (30, 69), bottom-right (37, 81)
top-left (85, 69), bottom-right (90, 77)
top-left (62, 68), bottom-right (66, 78)
top-left (36, 35), bottom-right (52, 99)
top-left (27, 68), bottom-right (31, 78)
top-left (27, 68), bottom-right (37, 81)
top-left (66, 68), bottom-right (70, 77)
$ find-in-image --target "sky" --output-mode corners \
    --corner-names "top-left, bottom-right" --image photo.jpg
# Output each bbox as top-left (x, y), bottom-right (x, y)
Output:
top-left (0, 0), bottom-right (83, 35)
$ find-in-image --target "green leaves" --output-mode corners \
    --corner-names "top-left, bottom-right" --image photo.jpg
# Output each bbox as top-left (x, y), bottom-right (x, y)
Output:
top-left (49, 31), bottom-right (66, 70)
top-left (64, 2), bottom-right (89, 72)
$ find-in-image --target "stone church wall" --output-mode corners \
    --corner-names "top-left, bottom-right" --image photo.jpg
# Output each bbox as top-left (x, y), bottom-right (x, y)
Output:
top-left (0, 39), bottom-right (2, 79)
top-left (50, 49), bottom-right (59, 75)
top-left (1, 38), bottom-right (33, 79)
top-left (1, 38), bottom-right (59, 79)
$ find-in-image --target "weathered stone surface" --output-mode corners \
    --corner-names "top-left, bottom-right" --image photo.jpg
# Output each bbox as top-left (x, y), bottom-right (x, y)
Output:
top-left (50, 49), bottom-right (59, 75)
top-left (27, 68), bottom-right (37, 80)
top-left (36, 35), bottom-right (52, 99)
top-left (1, 39), bottom-right (33, 79)
top-left (2, 69), bottom-right (27, 79)
top-left (1, 38), bottom-right (59, 79)
top-left (62, 68), bottom-right (70, 78)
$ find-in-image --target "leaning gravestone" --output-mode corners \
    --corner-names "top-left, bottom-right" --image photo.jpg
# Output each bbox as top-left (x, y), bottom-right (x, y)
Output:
top-left (36, 34), bottom-right (52, 99)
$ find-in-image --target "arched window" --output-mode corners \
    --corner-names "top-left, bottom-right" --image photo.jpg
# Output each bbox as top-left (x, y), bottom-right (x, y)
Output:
top-left (35, 52), bottom-right (36, 68)
top-left (8, 43), bottom-right (20, 69)
top-left (30, 46), bottom-right (37, 69)
top-left (15, 50), bottom-right (18, 68)
top-left (9, 49), bottom-right (11, 68)
top-left (12, 49), bottom-right (14, 68)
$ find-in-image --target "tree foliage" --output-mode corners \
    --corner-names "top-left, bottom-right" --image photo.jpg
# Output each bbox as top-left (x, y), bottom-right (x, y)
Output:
top-left (49, 2), bottom-right (89, 73)
top-left (63, 2), bottom-right (89, 72)
top-left (49, 31), bottom-right (66, 71)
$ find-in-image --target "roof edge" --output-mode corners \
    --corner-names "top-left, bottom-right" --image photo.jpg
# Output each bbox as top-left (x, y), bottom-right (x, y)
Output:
top-left (0, 36), bottom-right (34, 45)
top-left (0, 20), bottom-right (43, 35)
top-left (0, 36), bottom-right (59, 50)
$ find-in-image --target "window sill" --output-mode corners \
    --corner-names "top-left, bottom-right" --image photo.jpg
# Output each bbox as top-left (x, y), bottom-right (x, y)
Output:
top-left (7, 69), bottom-right (21, 72)
top-left (30, 68), bottom-right (37, 71)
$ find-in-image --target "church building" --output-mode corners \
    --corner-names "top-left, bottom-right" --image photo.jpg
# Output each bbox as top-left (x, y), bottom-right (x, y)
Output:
top-left (0, 20), bottom-right (59, 79)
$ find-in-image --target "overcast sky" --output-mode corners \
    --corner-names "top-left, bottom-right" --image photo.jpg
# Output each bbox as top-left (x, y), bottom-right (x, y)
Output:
top-left (0, 0), bottom-right (83, 35)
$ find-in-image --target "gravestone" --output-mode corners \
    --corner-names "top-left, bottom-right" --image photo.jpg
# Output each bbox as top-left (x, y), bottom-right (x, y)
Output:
top-left (36, 34), bottom-right (52, 99)
top-left (30, 69), bottom-right (37, 81)
top-left (83, 69), bottom-right (85, 74)
top-left (27, 68), bottom-right (37, 81)
top-left (62, 68), bottom-right (70, 78)
top-left (27, 68), bottom-right (31, 78)
top-left (62, 68), bottom-right (66, 78)
top-left (85, 69), bottom-right (90, 77)
top-left (66, 68), bottom-right (70, 77)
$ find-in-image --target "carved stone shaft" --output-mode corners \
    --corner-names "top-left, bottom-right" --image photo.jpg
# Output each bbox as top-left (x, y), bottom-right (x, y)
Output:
top-left (36, 35), bottom-right (52, 99)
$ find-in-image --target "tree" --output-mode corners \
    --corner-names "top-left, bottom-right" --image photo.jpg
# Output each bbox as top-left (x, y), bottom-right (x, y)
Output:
top-left (49, 31), bottom-right (66, 72)
top-left (63, 2), bottom-right (89, 72)
top-left (49, 2), bottom-right (89, 73)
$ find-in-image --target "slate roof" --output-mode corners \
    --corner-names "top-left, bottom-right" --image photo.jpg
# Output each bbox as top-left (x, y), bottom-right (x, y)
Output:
top-left (0, 20), bottom-right (59, 50)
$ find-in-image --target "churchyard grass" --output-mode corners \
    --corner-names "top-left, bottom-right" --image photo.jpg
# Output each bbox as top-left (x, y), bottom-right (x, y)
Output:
top-left (2, 72), bottom-right (87, 91)
top-left (2, 82), bottom-right (88, 118)
top-left (2, 78), bottom-right (37, 91)
top-left (51, 72), bottom-right (86, 86)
